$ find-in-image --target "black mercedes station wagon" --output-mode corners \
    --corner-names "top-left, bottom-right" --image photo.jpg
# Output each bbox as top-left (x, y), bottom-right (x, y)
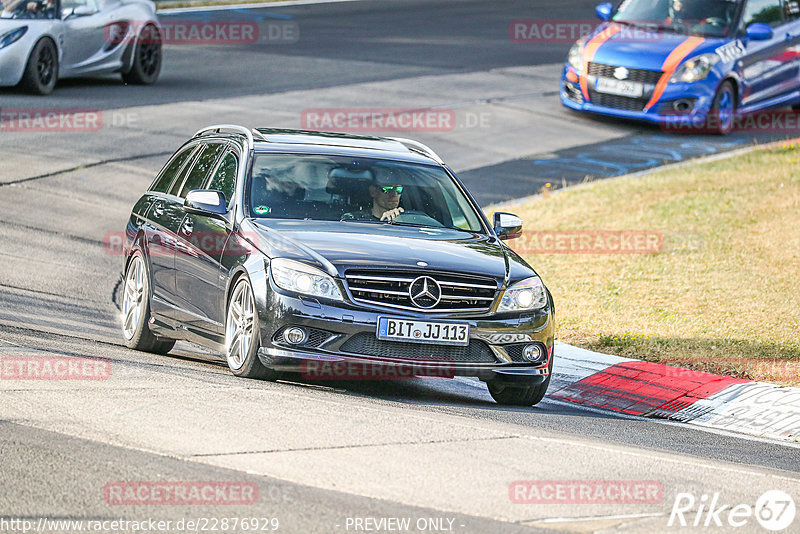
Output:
top-left (121, 126), bottom-right (555, 405)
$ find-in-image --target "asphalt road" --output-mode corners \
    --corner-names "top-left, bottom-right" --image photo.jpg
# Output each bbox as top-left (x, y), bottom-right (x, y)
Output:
top-left (1, 1), bottom-right (799, 533)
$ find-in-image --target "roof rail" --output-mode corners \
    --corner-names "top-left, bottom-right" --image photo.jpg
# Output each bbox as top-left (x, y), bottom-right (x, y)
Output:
top-left (387, 137), bottom-right (444, 164)
top-left (192, 124), bottom-right (258, 150)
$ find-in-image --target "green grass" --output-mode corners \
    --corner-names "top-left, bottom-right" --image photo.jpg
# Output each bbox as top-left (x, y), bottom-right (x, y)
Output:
top-left (490, 142), bottom-right (800, 386)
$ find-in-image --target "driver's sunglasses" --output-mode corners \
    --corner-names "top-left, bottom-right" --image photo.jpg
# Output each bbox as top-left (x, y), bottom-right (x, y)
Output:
top-left (380, 185), bottom-right (403, 195)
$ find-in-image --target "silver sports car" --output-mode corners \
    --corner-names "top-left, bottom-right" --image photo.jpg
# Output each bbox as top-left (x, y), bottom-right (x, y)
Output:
top-left (0, 0), bottom-right (161, 94)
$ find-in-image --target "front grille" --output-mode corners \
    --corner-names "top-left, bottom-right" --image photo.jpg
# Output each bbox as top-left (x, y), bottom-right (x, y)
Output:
top-left (345, 270), bottom-right (498, 313)
top-left (588, 63), bottom-right (663, 85)
top-left (340, 333), bottom-right (497, 363)
top-left (588, 91), bottom-right (650, 112)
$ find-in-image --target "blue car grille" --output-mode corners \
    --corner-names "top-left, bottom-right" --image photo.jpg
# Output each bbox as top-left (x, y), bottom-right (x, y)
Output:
top-left (588, 91), bottom-right (650, 112)
top-left (588, 63), bottom-right (663, 85)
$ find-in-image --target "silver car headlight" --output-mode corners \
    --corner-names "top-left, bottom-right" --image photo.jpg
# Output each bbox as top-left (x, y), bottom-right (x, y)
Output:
top-left (669, 53), bottom-right (720, 83)
top-left (498, 277), bottom-right (547, 312)
top-left (270, 258), bottom-right (343, 301)
top-left (567, 41), bottom-right (585, 73)
top-left (0, 26), bottom-right (27, 50)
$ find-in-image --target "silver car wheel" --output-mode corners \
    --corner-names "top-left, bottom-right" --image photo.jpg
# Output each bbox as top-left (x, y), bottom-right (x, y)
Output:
top-left (226, 280), bottom-right (255, 371)
top-left (122, 256), bottom-right (145, 340)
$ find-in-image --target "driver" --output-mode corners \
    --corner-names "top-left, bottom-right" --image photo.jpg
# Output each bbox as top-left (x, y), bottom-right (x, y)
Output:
top-left (666, 0), bottom-right (690, 23)
top-left (1, 0), bottom-right (53, 17)
top-left (343, 179), bottom-right (405, 222)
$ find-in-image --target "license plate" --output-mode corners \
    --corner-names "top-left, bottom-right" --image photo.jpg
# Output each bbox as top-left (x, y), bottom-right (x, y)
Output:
top-left (595, 77), bottom-right (644, 98)
top-left (377, 317), bottom-right (469, 346)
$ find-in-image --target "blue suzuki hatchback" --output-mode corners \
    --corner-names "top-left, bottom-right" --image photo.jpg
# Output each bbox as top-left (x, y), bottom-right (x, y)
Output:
top-left (560, 0), bottom-right (800, 133)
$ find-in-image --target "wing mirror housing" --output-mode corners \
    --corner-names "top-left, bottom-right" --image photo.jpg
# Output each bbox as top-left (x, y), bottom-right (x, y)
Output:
top-left (184, 190), bottom-right (228, 217)
top-left (493, 212), bottom-right (523, 241)
top-left (746, 23), bottom-right (773, 41)
top-left (595, 2), bottom-right (613, 21)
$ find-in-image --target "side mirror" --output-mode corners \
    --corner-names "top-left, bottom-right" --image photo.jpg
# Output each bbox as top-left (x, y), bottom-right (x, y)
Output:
top-left (746, 23), bottom-right (773, 41)
top-left (184, 190), bottom-right (228, 217)
top-left (493, 212), bottom-right (523, 241)
top-left (595, 2), bottom-right (613, 21)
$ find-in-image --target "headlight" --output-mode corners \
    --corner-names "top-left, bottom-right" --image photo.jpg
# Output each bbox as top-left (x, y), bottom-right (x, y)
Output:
top-left (0, 26), bottom-right (27, 50)
top-left (567, 41), bottom-right (585, 73)
top-left (498, 277), bottom-right (547, 312)
top-left (270, 258), bottom-right (343, 301)
top-left (669, 53), bottom-right (720, 83)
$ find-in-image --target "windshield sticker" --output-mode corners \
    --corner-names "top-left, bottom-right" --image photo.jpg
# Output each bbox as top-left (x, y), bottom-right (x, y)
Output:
top-left (254, 206), bottom-right (271, 215)
top-left (716, 40), bottom-right (746, 63)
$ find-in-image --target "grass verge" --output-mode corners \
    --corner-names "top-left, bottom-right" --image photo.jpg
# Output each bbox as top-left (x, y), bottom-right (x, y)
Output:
top-left (157, 0), bottom-right (288, 11)
top-left (493, 141), bottom-right (800, 386)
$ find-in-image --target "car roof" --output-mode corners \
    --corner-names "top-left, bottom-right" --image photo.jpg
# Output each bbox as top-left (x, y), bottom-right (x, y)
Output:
top-left (191, 125), bottom-right (445, 166)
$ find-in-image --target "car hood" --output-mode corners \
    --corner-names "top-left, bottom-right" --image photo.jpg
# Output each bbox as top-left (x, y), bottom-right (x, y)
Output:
top-left (587, 22), bottom-right (726, 71)
top-left (243, 219), bottom-right (534, 283)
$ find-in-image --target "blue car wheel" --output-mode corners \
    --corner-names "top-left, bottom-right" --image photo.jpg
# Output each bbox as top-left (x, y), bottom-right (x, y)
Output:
top-left (710, 80), bottom-right (736, 135)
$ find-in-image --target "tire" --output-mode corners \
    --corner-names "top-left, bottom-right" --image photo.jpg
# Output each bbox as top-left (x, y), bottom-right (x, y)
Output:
top-left (20, 38), bottom-right (58, 95)
top-left (121, 252), bottom-right (175, 354)
top-left (122, 24), bottom-right (162, 85)
top-left (224, 277), bottom-right (278, 380)
top-left (708, 80), bottom-right (736, 135)
top-left (487, 352), bottom-right (553, 406)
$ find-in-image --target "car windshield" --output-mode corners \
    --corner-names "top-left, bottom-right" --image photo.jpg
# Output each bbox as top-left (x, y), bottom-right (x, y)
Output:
top-left (613, 0), bottom-right (741, 37)
top-left (0, 0), bottom-right (57, 19)
top-left (247, 154), bottom-right (485, 233)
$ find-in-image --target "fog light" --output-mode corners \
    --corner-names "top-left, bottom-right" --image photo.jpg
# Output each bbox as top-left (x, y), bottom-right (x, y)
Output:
top-left (284, 327), bottom-right (307, 345)
top-left (522, 344), bottom-right (544, 363)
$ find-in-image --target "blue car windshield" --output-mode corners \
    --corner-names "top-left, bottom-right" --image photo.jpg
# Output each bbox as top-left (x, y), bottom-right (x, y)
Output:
top-left (247, 154), bottom-right (485, 233)
top-left (613, 0), bottom-right (741, 37)
top-left (1, 0), bottom-right (57, 19)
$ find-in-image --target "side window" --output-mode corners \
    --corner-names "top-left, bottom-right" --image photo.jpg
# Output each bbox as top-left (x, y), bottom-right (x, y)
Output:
top-left (177, 143), bottom-right (225, 199)
top-left (150, 147), bottom-right (195, 193)
top-left (206, 151), bottom-right (238, 209)
top-left (743, 0), bottom-right (785, 27)
top-left (786, 0), bottom-right (800, 20)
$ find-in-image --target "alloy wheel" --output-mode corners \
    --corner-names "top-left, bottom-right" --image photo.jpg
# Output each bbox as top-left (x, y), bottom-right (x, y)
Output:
top-left (122, 256), bottom-right (145, 340)
top-left (226, 281), bottom-right (255, 371)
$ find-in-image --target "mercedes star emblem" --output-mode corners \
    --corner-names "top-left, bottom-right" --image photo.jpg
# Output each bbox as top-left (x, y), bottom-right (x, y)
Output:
top-left (409, 276), bottom-right (441, 309)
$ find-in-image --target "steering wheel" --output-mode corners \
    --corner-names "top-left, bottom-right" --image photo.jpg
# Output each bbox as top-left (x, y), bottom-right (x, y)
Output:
top-left (392, 210), bottom-right (444, 227)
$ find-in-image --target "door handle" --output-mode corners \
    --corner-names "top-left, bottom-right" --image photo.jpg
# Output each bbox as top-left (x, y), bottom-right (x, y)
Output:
top-left (181, 219), bottom-right (193, 236)
top-left (153, 201), bottom-right (164, 218)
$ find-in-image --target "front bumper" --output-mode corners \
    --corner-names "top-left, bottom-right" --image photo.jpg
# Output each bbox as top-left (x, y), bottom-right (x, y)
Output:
top-left (560, 64), bottom-right (718, 126)
top-left (253, 274), bottom-right (555, 386)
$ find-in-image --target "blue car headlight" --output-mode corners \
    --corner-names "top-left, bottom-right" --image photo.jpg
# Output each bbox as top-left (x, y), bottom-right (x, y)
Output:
top-left (669, 53), bottom-right (720, 83)
top-left (498, 277), bottom-right (548, 312)
top-left (567, 41), bottom-right (585, 74)
top-left (0, 26), bottom-right (27, 50)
